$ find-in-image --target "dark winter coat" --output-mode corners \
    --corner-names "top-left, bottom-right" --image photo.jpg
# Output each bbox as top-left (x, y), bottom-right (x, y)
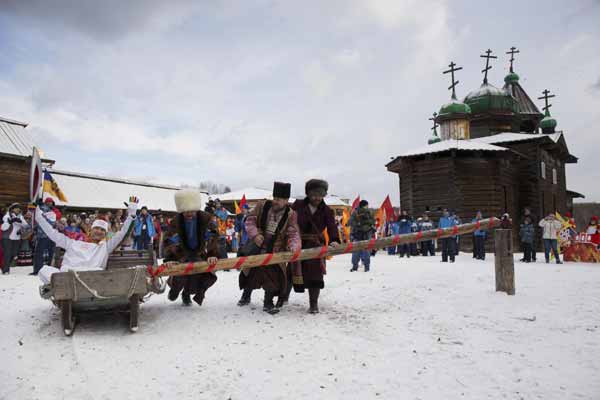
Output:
top-left (239, 200), bottom-right (301, 294)
top-left (291, 198), bottom-right (340, 289)
top-left (519, 223), bottom-right (534, 244)
top-left (164, 212), bottom-right (219, 296)
top-left (397, 215), bottom-right (412, 234)
top-left (350, 208), bottom-right (375, 240)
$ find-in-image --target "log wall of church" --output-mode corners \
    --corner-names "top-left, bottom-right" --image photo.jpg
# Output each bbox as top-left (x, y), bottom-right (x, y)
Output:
top-left (0, 156), bottom-right (30, 208)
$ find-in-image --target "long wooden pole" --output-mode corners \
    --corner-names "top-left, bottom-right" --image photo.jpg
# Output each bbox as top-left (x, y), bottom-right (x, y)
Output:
top-left (147, 217), bottom-right (499, 278)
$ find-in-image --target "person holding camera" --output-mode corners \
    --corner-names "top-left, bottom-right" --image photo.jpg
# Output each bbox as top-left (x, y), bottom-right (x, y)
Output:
top-left (539, 213), bottom-right (563, 264)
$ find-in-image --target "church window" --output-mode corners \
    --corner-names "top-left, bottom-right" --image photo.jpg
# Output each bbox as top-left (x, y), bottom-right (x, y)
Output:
top-left (541, 161), bottom-right (546, 179)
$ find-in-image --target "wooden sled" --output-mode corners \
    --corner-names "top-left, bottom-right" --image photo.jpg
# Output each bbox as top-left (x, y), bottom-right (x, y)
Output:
top-left (43, 249), bottom-right (158, 336)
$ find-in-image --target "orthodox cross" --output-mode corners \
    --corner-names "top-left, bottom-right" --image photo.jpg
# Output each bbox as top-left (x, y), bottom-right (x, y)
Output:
top-left (429, 112), bottom-right (438, 134)
top-left (443, 61), bottom-right (462, 100)
top-left (537, 89), bottom-right (556, 114)
top-left (480, 49), bottom-right (497, 84)
top-left (506, 46), bottom-right (519, 73)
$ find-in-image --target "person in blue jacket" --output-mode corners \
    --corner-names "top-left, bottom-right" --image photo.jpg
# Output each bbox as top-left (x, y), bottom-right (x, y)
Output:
top-left (472, 211), bottom-right (487, 260)
top-left (397, 210), bottom-right (412, 258)
top-left (235, 204), bottom-right (250, 253)
top-left (439, 208), bottom-right (457, 262)
top-left (419, 213), bottom-right (435, 256)
top-left (134, 206), bottom-right (155, 250)
top-left (410, 218), bottom-right (419, 256)
top-left (386, 219), bottom-right (400, 255)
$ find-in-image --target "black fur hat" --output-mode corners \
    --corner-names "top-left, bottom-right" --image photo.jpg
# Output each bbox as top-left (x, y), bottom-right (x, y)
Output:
top-left (359, 200), bottom-right (368, 208)
top-left (273, 181), bottom-right (291, 199)
top-left (305, 179), bottom-right (328, 196)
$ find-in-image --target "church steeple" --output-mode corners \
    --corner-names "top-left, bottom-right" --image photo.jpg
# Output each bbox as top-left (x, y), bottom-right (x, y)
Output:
top-left (538, 89), bottom-right (558, 134)
top-left (502, 47), bottom-right (543, 133)
top-left (428, 112), bottom-right (441, 144)
top-left (504, 46), bottom-right (520, 84)
top-left (434, 61), bottom-right (471, 141)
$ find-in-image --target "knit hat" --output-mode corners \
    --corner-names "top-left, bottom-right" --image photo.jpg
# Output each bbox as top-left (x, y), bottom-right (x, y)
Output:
top-left (175, 189), bottom-right (202, 213)
top-left (305, 179), bottom-right (328, 196)
top-left (592, 216), bottom-right (598, 222)
top-left (273, 182), bottom-right (291, 199)
top-left (91, 219), bottom-right (109, 232)
top-left (359, 200), bottom-right (368, 208)
top-left (44, 198), bottom-right (55, 205)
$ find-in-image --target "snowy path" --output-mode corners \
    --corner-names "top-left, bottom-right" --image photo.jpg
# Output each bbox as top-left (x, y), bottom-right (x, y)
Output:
top-left (1, 254), bottom-right (599, 400)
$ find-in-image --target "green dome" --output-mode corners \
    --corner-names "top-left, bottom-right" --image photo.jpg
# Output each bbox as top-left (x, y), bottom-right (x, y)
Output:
top-left (464, 83), bottom-right (517, 115)
top-left (428, 134), bottom-right (441, 145)
top-left (438, 100), bottom-right (471, 117)
top-left (504, 72), bottom-right (520, 84)
top-left (540, 115), bottom-right (557, 130)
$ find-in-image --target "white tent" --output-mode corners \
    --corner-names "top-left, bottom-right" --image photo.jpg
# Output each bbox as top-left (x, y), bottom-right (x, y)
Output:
top-left (45, 169), bottom-right (207, 212)
top-left (214, 187), bottom-right (348, 207)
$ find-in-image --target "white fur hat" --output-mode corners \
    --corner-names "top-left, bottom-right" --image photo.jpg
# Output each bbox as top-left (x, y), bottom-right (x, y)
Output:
top-left (175, 189), bottom-right (202, 213)
top-left (91, 219), bottom-right (109, 231)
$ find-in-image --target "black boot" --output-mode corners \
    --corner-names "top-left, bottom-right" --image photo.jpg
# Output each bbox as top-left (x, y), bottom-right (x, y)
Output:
top-left (193, 291), bottom-right (205, 306)
top-left (308, 288), bottom-right (320, 314)
top-left (276, 284), bottom-right (292, 308)
top-left (263, 291), bottom-right (279, 314)
top-left (181, 292), bottom-right (192, 306)
top-left (168, 288), bottom-right (178, 302)
top-left (237, 288), bottom-right (252, 306)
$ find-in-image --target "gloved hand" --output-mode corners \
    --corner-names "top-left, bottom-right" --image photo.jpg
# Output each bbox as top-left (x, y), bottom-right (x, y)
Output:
top-left (10, 217), bottom-right (21, 224)
top-left (126, 196), bottom-right (140, 217)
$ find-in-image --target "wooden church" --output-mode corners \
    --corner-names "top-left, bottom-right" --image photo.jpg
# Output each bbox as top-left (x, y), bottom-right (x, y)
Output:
top-left (386, 48), bottom-right (582, 248)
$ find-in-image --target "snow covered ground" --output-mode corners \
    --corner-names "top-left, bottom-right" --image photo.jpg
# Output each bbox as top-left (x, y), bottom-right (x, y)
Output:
top-left (1, 252), bottom-right (599, 400)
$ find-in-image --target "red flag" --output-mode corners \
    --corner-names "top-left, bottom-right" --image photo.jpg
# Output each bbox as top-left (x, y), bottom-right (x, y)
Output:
top-left (351, 195), bottom-right (361, 212)
top-left (239, 194), bottom-right (247, 210)
top-left (381, 195), bottom-right (395, 222)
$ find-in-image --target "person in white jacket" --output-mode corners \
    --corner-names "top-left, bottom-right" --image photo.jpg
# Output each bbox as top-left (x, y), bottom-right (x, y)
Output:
top-left (2, 203), bottom-right (29, 274)
top-left (539, 213), bottom-right (563, 264)
top-left (37, 197), bottom-right (140, 285)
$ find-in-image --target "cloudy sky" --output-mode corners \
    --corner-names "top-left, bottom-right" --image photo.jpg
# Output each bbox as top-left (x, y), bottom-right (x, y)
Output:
top-left (1, 0), bottom-right (599, 205)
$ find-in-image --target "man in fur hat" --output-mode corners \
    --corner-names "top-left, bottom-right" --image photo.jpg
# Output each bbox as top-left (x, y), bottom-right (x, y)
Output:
top-left (290, 179), bottom-right (340, 313)
top-left (237, 181), bottom-right (301, 314)
top-left (165, 189), bottom-right (219, 306)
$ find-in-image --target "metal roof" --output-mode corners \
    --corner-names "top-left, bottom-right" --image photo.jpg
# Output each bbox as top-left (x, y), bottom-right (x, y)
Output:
top-left (393, 139), bottom-right (507, 159)
top-left (566, 190), bottom-right (585, 199)
top-left (472, 132), bottom-right (563, 145)
top-left (503, 81), bottom-right (543, 116)
top-left (0, 116), bottom-right (34, 157)
top-left (44, 169), bottom-right (200, 212)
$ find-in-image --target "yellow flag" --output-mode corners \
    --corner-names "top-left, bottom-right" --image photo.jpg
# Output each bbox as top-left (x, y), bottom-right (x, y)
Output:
top-left (342, 208), bottom-right (350, 242)
top-left (323, 228), bottom-right (332, 260)
top-left (234, 200), bottom-right (241, 214)
top-left (43, 171), bottom-right (68, 202)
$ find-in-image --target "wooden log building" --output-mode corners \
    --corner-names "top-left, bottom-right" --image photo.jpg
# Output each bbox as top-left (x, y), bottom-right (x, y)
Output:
top-left (0, 117), bottom-right (54, 208)
top-left (386, 49), bottom-right (583, 250)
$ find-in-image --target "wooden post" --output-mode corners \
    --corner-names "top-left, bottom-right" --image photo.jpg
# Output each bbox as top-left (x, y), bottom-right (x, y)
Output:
top-left (494, 229), bottom-right (515, 295)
